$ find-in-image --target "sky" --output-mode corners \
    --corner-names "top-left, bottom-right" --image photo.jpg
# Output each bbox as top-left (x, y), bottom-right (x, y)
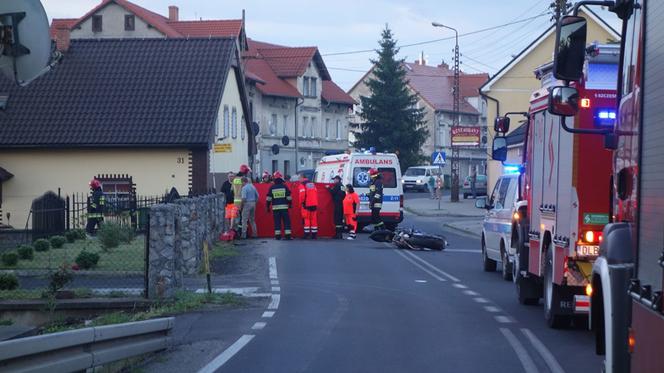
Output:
top-left (42, 0), bottom-right (621, 90)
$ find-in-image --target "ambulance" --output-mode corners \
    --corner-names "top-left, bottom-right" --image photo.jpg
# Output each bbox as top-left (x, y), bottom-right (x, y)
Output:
top-left (315, 152), bottom-right (403, 230)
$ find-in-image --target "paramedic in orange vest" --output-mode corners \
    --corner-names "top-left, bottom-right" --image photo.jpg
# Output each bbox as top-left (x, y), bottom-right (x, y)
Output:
top-left (302, 178), bottom-right (319, 239)
top-left (343, 184), bottom-right (360, 240)
top-left (298, 175), bottom-right (308, 230)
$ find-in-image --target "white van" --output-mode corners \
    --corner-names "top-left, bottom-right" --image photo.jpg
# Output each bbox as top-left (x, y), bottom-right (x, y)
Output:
top-left (401, 165), bottom-right (443, 192)
top-left (315, 152), bottom-right (403, 230)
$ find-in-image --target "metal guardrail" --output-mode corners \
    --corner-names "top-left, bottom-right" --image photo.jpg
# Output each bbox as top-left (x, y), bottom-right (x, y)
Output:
top-left (0, 317), bottom-right (174, 372)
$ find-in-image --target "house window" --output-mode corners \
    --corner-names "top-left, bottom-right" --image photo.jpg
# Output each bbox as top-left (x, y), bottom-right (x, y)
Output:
top-left (231, 107), bottom-right (237, 139)
top-left (310, 117), bottom-right (317, 138)
top-left (270, 113), bottom-right (277, 136)
top-left (92, 15), bottom-right (103, 32)
top-left (97, 176), bottom-right (132, 211)
top-left (284, 160), bottom-right (290, 176)
top-left (310, 78), bottom-right (317, 97)
top-left (336, 119), bottom-right (341, 139)
top-left (124, 15), bottom-right (135, 31)
top-left (223, 106), bottom-right (229, 138)
top-left (271, 160), bottom-right (278, 174)
top-left (301, 116), bottom-right (308, 138)
top-left (241, 115), bottom-right (246, 140)
top-left (325, 118), bottom-right (330, 139)
top-left (303, 77), bottom-right (309, 97)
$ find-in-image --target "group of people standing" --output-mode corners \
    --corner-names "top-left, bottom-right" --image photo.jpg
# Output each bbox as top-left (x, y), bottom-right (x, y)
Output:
top-left (220, 164), bottom-right (386, 241)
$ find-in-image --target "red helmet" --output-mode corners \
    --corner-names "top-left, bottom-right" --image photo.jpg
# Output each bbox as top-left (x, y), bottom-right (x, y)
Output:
top-left (368, 168), bottom-right (379, 177)
top-left (239, 164), bottom-right (251, 174)
top-left (273, 171), bottom-right (283, 180)
top-left (89, 178), bottom-right (101, 189)
top-left (262, 171), bottom-right (270, 178)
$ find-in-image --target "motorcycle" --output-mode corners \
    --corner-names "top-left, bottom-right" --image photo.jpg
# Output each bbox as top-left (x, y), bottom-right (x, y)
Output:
top-left (369, 227), bottom-right (447, 251)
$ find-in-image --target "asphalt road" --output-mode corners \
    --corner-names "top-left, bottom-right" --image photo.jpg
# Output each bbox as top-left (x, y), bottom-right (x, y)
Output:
top-left (203, 211), bottom-right (602, 373)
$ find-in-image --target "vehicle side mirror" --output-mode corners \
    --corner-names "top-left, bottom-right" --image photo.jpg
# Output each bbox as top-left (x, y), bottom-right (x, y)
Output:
top-left (494, 116), bottom-right (510, 134)
top-left (548, 86), bottom-right (579, 117)
top-left (553, 15), bottom-right (587, 81)
top-left (491, 137), bottom-right (507, 162)
top-left (475, 197), bottom-right (487, 209)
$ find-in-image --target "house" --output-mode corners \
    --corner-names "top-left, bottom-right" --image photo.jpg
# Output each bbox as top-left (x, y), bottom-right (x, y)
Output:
top-left (348, 58), bottom-right (489, 182)
top-left (480, 7), bottom-right (620, 191)
top-left (0, 38), bottom-right (252, 229)
top-left (244, 39), bottom-right (355, 176)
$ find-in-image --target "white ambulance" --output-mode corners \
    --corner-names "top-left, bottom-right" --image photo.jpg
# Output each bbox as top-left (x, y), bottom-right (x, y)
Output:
top-left (315, 152), bottom-right (403, 230)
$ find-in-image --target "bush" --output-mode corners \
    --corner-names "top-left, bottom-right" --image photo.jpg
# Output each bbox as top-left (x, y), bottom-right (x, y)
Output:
top-left (48, 264), bottom-right (73, 294)
top-left (73, 229), bottom-right (87, 240)
top-left (1, 252), bottom-right (18, 267)
top-left (75, 251), bottom-right (100, 270)
top-left (98, 223), bottom-right (122, 250)
top-left (17, 245), bottom-right (34, 260)
top-left (50, 235), bottom-right (66, 249)
top-left (0, 273), bottom-right (18, 290)
top-left (34, 239), bottom-right (50, 252)
top-left (119, 225), bottom-right (135, 244)
top-left (65, 230), bottom-right (78, 243)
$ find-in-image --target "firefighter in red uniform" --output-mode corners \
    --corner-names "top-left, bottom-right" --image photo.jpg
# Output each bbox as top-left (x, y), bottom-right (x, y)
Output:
top-left (368, 168), bottom-right (385, 231)
top-left (266, 171), bottom-right (292, 240)
top-left (343, 184), bottom-right (360, 240)
top-left (302, 178), bottom-right (319, 239)
top-left (86, 178), bottom-right (106, 235)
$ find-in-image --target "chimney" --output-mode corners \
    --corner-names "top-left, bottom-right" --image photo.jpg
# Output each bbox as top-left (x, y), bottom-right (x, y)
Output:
top-left (438, 60), bottom-right (449, 70)
top-left (168, 5), bottom-right (179, 21)
top-left (55, 26), bottom-right (71, 52)
top-left (418, 51), bottom-right (427, 66)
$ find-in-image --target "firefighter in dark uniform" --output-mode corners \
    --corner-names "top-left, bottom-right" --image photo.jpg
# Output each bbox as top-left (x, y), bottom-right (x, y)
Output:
top-left (86, 178), bottom-right (106, 234)
top-left (266, 171), bottom-right (292, 240)
top-left (327, 175), bottom-right (346, 239)
top-left (368, 168), bottom-right (385, 231)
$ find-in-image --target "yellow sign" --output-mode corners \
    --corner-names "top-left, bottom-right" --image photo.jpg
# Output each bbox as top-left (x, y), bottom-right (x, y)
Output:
top-left (214, 143), bottom-right (232, 153)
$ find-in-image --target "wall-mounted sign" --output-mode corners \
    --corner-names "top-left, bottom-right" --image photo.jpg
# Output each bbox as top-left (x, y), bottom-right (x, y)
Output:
top-left (451, 127), bottom-right (481, 147)
top-left (214, 143), bottom-right (232, 153)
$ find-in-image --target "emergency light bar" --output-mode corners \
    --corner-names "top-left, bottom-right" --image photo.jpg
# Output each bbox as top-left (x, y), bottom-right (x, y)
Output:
top-left (503, 164), bottom-right (522, 174)
top-left (594, 108), bottom-right (616, 127)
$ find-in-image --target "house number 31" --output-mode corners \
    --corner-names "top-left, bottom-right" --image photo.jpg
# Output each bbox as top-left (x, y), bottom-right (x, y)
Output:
top-left (177, 157), bottom-right (185, 164)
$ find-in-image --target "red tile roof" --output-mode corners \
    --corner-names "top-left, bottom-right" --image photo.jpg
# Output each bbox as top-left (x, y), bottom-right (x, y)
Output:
top-left (244, 57), bottom-right (301, 98)
top-left (255, 47), bottom-right (318, 78)
top-left (49, 18), bottom-right (77, 38)
top-left (168, 20), bottom-right (243, 37)
top-left (403, 62), bottom-right (488, 114)
top-left (322, 81), bottom-right (356, 105)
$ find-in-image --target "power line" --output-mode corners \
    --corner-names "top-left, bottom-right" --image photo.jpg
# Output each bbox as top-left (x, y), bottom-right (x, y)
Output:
top-left (321, 12), bottom-right (550, 57)
top-left (461, 55), bottom-right (497, 71)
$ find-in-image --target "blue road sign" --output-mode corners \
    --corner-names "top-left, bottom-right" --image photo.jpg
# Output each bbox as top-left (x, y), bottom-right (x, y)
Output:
top-left (432, 151), bottom-right (446, 165)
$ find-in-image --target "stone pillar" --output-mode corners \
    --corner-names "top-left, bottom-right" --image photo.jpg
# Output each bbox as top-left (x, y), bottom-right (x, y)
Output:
top-left (148, 205), bottom-right (182, 299)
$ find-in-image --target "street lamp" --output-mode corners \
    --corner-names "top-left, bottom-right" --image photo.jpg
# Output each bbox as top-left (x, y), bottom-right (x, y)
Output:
top-left (432, 21), bottom-right (460, 202)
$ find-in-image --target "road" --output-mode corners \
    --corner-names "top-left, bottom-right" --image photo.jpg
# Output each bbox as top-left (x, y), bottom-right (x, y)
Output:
top-left (194, 200), bottom-right (601, 373)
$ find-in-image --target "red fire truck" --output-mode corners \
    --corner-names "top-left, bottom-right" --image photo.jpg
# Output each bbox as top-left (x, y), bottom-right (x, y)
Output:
top-left (491, 45), bottom-right (619, 328)
top-left (547, 1), bottom-right (664, 372)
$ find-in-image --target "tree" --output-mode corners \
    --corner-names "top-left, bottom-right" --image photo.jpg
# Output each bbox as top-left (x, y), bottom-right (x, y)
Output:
top-left (352, 26), bottom-right (428, 171)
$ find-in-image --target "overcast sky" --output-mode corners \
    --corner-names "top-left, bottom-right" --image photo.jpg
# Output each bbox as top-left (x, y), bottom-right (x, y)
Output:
top-left (43, 0), bottom-right (621, 90)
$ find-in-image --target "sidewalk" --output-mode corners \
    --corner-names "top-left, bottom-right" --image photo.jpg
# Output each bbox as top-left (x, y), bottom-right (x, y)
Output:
top-left (442, 219), bottom-right (483, 238)
top-left (403, 194), bottom-right (485, 218)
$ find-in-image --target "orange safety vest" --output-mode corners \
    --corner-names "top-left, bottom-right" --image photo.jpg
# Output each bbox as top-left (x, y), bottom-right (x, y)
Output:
top-left (303, 182), bottom-right (318, 207)
top-left (343, 192), bottom-right (360, 215)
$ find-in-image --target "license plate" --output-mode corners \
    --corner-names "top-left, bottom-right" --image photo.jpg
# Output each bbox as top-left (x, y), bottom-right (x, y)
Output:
top-left (576, 245), bottom-right (599, 257)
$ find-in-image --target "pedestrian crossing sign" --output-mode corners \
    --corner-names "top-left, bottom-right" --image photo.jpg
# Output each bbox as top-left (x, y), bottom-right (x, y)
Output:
top-left (432, 151), bottom-right (446, 166)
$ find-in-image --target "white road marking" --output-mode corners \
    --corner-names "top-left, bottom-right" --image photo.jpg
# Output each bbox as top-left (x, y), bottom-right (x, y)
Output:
top-left (262, 311), bottom-right (275, 318)
top-left (499, 328), bottom-right (540, 373)
top-left (392, 249), bottom-right (446, 282)
top-left (444, 249), bottom-right (481, 253)
top-left (402, 250), bottom-right (461, 282)
top-left (463, 290), bottom-right (479, 296)
top-left (415, 280), bottom-right (428, 283)
top-left (494, 315), bottom-right (514, 323)
top-left (521, 328), bottom-right (566, 373)
top-left (484, 306), bottom-right (501, 313)
top-left (271, 287), bottom-right (281, 292)
top-left (452, 283), bottom-right (467, 289)
top-left (269, 257), bottom-right (278, 279)
top-left (251, 322), bottom-right (267, 330)
top-left (270, 280), bottom-right (279, 285)
top-left (197, 334), bottom-right (255, 373)
top-left (268, 294), bottom-right (281, 310)
top-left (474, 297), bottom-right (490, 304)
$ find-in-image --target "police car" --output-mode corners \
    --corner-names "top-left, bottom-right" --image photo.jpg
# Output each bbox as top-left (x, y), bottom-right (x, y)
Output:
top-left (475, 166), bottom-right (523, 281)
top-left (315, 151), bottom-right (403, 230)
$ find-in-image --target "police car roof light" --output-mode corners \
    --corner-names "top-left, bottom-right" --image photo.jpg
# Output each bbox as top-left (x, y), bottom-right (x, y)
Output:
top-left (503, 164), bottom-right (521, 174)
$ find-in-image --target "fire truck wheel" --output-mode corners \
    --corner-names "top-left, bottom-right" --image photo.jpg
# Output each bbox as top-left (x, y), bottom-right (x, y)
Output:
top-left (482, 236), bottom-right (497, 272)
top-left (544, 247), bottom-right (571, 329)
top-left (501, 247), bottom-right (513, 281)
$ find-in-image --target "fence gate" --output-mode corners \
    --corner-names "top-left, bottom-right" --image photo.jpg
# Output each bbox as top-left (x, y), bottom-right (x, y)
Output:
top-left (31, 191), bottom-right (66, 239)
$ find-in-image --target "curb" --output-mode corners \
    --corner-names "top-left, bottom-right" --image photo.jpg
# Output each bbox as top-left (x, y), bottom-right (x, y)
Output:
top-left (442, 223), bottom-right (482, 238)
top-left (403, 207), bottom-right (485, 219)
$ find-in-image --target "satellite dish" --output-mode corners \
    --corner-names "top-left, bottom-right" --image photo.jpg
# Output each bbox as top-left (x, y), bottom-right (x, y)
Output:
top-left (0, 0), bottom-right (53, 86)
top-left (281, 136), bottom-right (290, 146)
top-left (271, 144), bottom-right (280, 155)
top-left (252, 122), bottom-right (260, 135)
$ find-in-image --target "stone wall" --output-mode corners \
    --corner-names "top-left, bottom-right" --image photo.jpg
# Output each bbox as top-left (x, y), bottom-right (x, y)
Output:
top-left (147, 194), bottom-right (225, 298)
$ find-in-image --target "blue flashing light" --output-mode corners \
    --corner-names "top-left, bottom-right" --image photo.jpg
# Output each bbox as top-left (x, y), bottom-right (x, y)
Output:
top-left (503, 164), bottom-right (521, 174)
top-left (594, 108), bottom-right (617, 127)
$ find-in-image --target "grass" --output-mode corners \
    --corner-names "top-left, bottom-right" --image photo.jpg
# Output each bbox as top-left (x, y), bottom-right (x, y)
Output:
top-left (40, 291), bottom-right (245, 334)
top-left (0, 289), bottom-right (45, 300)
top-left (0, 236), bottom-right (145, 272)
top-left (210, 241), bottom-right (238, 259)
top-left (0, 319), bottom-right (13, 326)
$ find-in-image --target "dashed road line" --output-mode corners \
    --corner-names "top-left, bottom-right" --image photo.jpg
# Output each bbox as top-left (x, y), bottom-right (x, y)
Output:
top-left (197, 334), bottom-right (255, 373)
top-left (484, 305), bottom-right (501, 313)
top-left (402, 250), bottom-right (461, 282)
top-left (499, 328), bottom-right (540, 373)
top-left (495, 315), bottom-right (514, 324)
top-left (521, 328), bottom-right (565, 373)
top-left (270, 280), bottom-right (279, 285)
top-left (463, 290), bottom-right (479, 296)
top-left (269, 257), bottom-right (278, 279)
top-left (452, 283), bottom-right (467, 289)
top-left (474, 297), bottom-right (490, 304)
top-left (262, 311), bottom-right (275, 318)
top-left (392, 249), bottom-right (447, 282)
top-left (271, 287), bottom-right (281, 292)
top-left (444, 249), bottom-right (481, 253)
top-left (251, 322), bottom-right (267, 330)
top-left (268, 294), bottom-right (281, 310)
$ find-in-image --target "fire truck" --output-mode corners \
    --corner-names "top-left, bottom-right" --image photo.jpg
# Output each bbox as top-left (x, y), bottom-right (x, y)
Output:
top-left (547, 1), bottom-right (664, 372)
top-left (491, 44), bottom-right (619, 328)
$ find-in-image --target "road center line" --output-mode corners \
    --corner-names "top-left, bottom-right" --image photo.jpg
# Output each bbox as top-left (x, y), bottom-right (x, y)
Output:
top-left (463, 290), bottom-right (479, 296)
top-left (484, 305), bottom-right (501, 313)
top-left (392, 249), bottom-right (446, 282)
top-left (453, 283), bottom-right (467, 289)
top-left (197, 334), bottom-right (255, 373)
top-left (271, 287), bottom-right (281, 292)
top-left (269, 257), bottom-right (278, 279)
top-left (262, 311), bottom-right (275, 318)
top-left (521, 328), bottom-right (566, 373)
top-left (252, 322), bottom-right (267, 330)
top-left (402, 250), bottom-right (461, 282)
top-left (474, 297), bottom-right (490, 303)
top-left (495, 315), bottom-right (514, 323)
top-left (268, 294), bottom-right (281, 310)
top-left (499, 328), bottom-right (540, 373)
top-left (444, 249), bottom-right (481, 253)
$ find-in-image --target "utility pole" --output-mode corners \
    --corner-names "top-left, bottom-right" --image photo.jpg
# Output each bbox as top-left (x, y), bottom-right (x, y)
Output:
top-left (550, 0), bottom-right (571, 22)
